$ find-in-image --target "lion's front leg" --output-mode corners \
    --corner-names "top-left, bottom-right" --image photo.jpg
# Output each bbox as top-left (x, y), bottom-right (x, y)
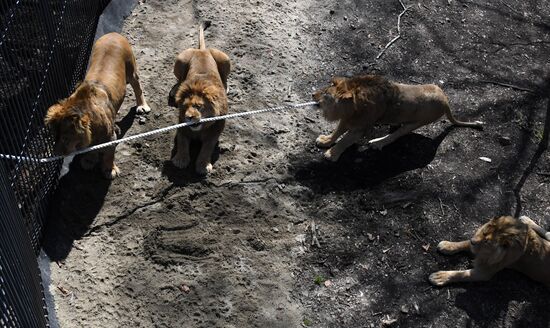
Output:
top-left (437, 240), bottom-right (471, 255)
top-left (316, 121), bottom-right (346, 148)
top-left (324, 129), bottom-right (364, 162)
top-left (101, 146), bottom-right (119, 180)
top-left (429, 268), bottom-right (496, 286)
top-left (171, 129), bottom-right (190, 169)
top-left (196, 137), bottom-right (218, 175)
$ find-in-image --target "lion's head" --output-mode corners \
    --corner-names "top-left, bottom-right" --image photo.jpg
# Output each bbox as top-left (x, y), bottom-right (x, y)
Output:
top-left (312, 75), bottom-right (398, 122)
top-left (44, 82), bottom-right (104, 155)
top-left (312, 77), bottom-right (356, 122)
top-left (471, 216), bottom-right (528, 266)
top-left (175, 79), bottom-right (226, 132)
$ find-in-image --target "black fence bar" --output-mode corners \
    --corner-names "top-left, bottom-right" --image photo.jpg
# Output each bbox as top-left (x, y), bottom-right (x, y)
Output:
top-left (0, 0), bottom-right (110, 326)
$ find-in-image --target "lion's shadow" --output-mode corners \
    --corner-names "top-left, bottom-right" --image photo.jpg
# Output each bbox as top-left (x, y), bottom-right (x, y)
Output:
top-left (452, 270), bottom-right (550, 328)
top-left (42, 107), bottom-right (138, 261)
top-left (290, 127), bottom-right (455, 192)
top-left (161, 136), bottom-right (221, 186)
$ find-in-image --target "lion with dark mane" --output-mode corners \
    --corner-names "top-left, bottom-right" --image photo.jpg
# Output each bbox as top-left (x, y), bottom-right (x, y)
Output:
top-left (312, 75), bottom-right (483, 161)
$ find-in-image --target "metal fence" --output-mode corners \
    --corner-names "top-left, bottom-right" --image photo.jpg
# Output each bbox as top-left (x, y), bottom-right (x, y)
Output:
top-left (0, 0), bottom-right (110, 326)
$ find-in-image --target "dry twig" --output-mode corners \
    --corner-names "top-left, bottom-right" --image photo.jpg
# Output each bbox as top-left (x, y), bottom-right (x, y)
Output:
top-left (376, 0), bottom-right (412, 59)
top-left (310, 220), bottom-right (321, 248)
top-left (479, 80), bottom-right (536, 93)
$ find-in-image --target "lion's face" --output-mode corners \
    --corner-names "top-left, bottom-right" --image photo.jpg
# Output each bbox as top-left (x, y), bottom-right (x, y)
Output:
top-left (176, 80), bottom-right (222, 132)
top-left (471, 216), bottom-right (526, 265)
top-left (45, 103), bottom-right (92, 155)
top-left (312, 77), bottom-right (354, 122)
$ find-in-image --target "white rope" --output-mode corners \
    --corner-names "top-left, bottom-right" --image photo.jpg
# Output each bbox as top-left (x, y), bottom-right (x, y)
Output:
top-left (0, 101), bottom-right (318, 164)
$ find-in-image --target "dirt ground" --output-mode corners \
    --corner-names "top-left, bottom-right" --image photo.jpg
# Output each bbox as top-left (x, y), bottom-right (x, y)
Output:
top-left (43, 0), bottom-right (550, 327)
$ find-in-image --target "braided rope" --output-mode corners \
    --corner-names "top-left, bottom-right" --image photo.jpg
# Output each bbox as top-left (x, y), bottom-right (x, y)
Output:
top-left (0, 101), bottom-right (318, 164)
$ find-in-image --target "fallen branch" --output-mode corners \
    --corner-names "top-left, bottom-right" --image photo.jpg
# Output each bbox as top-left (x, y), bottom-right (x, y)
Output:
top-left (376, 0), bottom-right (412, 60)
top-left (310, 220), bottom-right (321, 248)
top-left (479, 80), bottom-right (536, 93)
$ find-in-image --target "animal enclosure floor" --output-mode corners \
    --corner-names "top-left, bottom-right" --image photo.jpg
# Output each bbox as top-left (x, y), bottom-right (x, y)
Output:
top-left (44, 0), bottom-right (550, 327)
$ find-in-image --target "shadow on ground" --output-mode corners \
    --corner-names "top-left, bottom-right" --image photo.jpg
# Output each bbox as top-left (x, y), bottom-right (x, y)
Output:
top-left (290, 127), bottom-right (454, 192)
top-left (42, 107), bottom-right (138, 261)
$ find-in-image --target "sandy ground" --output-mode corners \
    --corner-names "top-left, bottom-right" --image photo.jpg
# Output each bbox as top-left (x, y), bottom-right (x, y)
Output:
top-left (44, 0), bottom-right (550, 327)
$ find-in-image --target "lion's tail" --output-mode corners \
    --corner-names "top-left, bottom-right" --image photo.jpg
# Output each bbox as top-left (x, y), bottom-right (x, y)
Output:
top-left (443, 102), bottom-right (484, 129)
top-left (198, 20), bottom-right (211, 50)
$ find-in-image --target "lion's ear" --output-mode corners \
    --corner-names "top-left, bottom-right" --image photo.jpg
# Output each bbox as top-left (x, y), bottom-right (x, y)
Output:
top-left (44, 103), bottom-right (65, 128)
top-left (331, 77), bottom-right (345, 86)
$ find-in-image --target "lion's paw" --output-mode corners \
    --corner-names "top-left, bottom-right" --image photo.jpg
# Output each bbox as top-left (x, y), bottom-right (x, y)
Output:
top-left (171, 155), bottom-right (190, 169)
top-left (196, 163), bottom-right (213, 176)
top-left (103, 164), bottom-right (120, 180)
top-left (429, 271), bottom-right (451, 286)
top-left (437, 241), bottom-right (457, 255)
top-left (316, 135), bottom-right (333, 148)
top-left (136, 105), bottom-right (151, 115)
top-left (323, 149), bottom-right (339, 162)
top-left (519, 216), bottom-right (534, 225)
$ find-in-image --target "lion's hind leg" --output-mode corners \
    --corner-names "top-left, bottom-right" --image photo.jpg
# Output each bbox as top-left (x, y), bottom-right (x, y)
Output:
top-left (209, 48), bottom-right (231, 92)
top-left (520, 216), bottom-right (550, 241)
top-left (368, 122), bottom-right (424, 150)
top-left (129, 72), bottom-right (151, 114)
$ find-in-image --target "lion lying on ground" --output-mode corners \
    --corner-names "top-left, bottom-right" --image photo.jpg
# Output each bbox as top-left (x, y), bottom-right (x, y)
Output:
top-left (430, 215), bottom-right (550, 288)
top-left (312, 75), bottom-right (483, 161)
top-left (45, 33), bottom-right (150, 179)
top-left (170, 21), bottom-right (230, 175)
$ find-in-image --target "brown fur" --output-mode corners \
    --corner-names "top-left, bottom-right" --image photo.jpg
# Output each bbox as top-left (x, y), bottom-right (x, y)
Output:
top-left (312, 75), bottom-right (483, 161)
top-left (44, 33), bottom-right (150, 179)
top-left (430, 216), bottom-right (550, 288)
top-left (171, 22), bottom-right (230, 175)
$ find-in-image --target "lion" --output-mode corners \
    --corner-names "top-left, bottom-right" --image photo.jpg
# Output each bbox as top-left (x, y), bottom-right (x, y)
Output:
top-left (429, 215), bottom-right (550, 288)
top-left (312, 75), bottom-right (483, 161)
top-left (44, 33), bottom-right (150, 179)
top-left (170, 21), bottom-right (230, 175)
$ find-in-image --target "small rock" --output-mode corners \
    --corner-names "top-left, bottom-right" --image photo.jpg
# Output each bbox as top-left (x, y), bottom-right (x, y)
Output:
top-left (272, 227), bottom-right (280, 233)
top-left (380, 209), bottom-right (388, 216)
top-left (329, 9), bottom-right (335, 15)
top-left (343, 15), bottom-right (348, 21)
top-left (367, 233), bottom-right (375, 241)
top-left (401, 305), bottom-right (409, 314)
top-left (179, 284), bottom-right (191, 294)
top-left (138, 116), bottom-right (147, 125)
top-left (479, 156), bottom-right (492, 163)
top-left (498, 136), bottom-right (511, 146)
top-left (324, 280), bottom-right (333, 288)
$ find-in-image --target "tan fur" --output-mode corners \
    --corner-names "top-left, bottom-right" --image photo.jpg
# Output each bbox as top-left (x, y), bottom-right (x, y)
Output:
top-left (171, 22), bottom-right (231, 175)
top-left (430, 216), bottom-right (550, 288)
top-left (44, 33), bottom-right (150, 179)
top-left (312, 75), bottom-right (483, 161)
